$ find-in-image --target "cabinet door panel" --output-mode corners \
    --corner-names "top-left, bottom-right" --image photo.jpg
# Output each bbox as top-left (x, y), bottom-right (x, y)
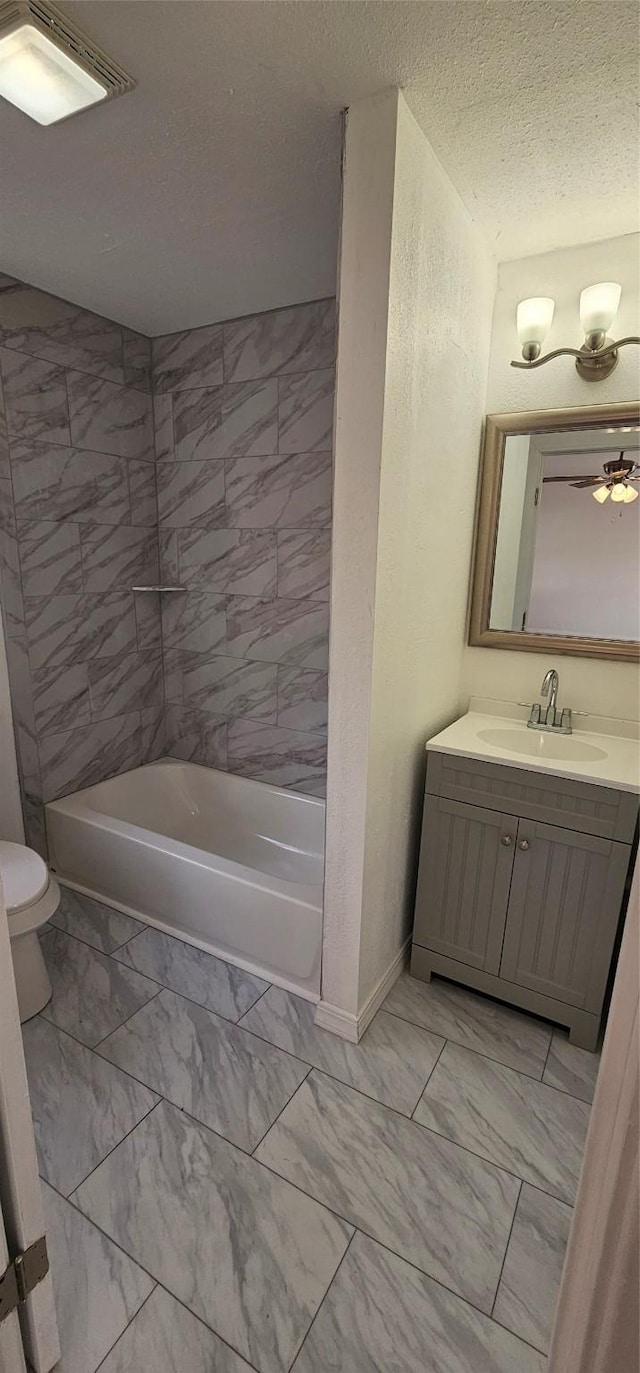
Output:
top-left (500, 821), bottom-right (630, 1010)
top-left (413, 795), bottom-right (516, 974)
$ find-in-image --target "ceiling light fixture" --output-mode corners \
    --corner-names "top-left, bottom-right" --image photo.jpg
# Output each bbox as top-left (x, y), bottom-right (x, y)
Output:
top-left (512, 281), bottom-right (639, 382)
top-left (0, 0), bottom-right (133, 125)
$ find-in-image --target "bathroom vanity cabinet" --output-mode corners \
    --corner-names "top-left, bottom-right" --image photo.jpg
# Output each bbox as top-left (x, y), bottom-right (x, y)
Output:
top-left (411, 750), bottom-right (639, 1050)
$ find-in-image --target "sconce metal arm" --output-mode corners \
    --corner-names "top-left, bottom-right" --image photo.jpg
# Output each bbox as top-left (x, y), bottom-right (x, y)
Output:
top-left (511, 336), bottom-right (640, 372)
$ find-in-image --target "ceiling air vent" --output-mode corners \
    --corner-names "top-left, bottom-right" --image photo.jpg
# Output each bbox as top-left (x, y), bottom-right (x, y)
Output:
top-left (0, 0), bottom-right (134, 124)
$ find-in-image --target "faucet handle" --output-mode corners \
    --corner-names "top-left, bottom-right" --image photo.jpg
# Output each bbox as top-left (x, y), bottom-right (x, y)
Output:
top-left (527, 702), bottom-right (541, 728)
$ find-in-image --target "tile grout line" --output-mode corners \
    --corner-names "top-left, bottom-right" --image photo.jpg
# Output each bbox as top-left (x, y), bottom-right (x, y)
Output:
top-left (249, 1065), bottom-right (314, 1158)
top-left (237, 1010), bottom-right (447, 1118)
top-left (91, 1283), bottom-right (158, 1373)
top-left (489, 1177), bottom-right (523, 1322)
top-left (66, 1095), bottom-right (162, 1199)
top-left (254, 1063), bottom-right (581, 1208)
top-left (92, 986), bottom-right (165, 1050)
top-left (285, 1230), bottom-right (357, 1372)
top-left (43, 1174), bottom-right (264, 1373)
top-left (382, 1003), bottom-right (596, 1104)
top-left (409, 1034), bottom-right (448, 1119)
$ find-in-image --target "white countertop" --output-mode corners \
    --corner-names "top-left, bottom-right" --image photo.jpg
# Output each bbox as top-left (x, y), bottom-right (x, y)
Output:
top-left (426, 700), bottom-right (640, 794)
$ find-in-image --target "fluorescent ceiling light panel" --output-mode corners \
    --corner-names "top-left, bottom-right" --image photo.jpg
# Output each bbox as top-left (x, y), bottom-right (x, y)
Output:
top-left (0, 1), bottom-right (133, 125)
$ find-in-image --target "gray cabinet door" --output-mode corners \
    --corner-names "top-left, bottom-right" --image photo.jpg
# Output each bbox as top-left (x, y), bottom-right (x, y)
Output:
top-left (413, 794), bottom-right (516, 974)
top-left (500, 820), bottom-right (630, 1011)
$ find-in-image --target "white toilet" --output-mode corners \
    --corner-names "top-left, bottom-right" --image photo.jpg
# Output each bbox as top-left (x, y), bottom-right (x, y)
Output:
top-left (0, 842), bottom-right (60, 1022)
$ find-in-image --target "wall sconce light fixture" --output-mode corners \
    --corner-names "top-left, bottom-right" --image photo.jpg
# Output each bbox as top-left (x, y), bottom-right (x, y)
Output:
top-left (512, 282), bottom-right (639, 381)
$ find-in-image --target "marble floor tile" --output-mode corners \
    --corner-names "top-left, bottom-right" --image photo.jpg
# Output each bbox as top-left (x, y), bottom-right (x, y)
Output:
top-left (384, 972), bottom-right (552, 1077)
top-left (493, 1183), bottom-right (571, 1354)
top-left (73, 1099), bottom-right (352, 1373)
top-left (414, 1042), bottom-right (590, 1205)
top-left (99, 987), bottom-right (309, 1151)
top-left (542, 1030), bottom-right (601, 1103)
top-left (292, 1231), bottom-right (546, 1373)
top-left (113, 925), bottom-right (268, 1019)
top-left (42, 1180), bottom-right (153, 1373)
top-left (39, 927), bottom-right (159, 1047)
top-left (22, 1017), bottom-right (157, 1194)
top-left (51, 886), bottom-right (144, 953)
top-left (241, 988), bottom-right (444, 1115)
top-left (255, 1070), bottom-right (519, 1313)
top-left (99, 1286), bottom-right (253, 1373)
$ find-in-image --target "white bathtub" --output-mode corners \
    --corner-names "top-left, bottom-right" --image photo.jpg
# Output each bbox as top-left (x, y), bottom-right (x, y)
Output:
top-left (45, 760), bottom-right (325, 997)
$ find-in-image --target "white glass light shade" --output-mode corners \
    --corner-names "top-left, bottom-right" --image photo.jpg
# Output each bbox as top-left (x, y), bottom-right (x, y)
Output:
top-left (592, 485), bottom-right (610, 503)
top-left (610, 483), bottom-right (627, 503)
top-left (0, 20), bottom-right (107, 125)
top-left (622, 485), bottom-right (639, 503)
top-left (516, 297), bottom-right (555, 347)
top-left (579, 282), bottom-right (621, 336)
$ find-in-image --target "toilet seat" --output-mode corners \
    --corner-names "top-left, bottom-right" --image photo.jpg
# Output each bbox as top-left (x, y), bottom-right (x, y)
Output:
top-left (0, 841), bottom-right (49, 911)
top-left (0, 841), bottom-right (59, 936)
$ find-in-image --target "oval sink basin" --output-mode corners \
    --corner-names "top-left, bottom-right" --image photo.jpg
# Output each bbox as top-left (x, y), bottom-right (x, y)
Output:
top-left (477, 728), bottom-right (608, 763)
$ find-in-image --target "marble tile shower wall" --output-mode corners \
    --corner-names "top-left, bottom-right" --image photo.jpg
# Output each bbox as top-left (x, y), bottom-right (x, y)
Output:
top-left (152, 299), bottom-right (335, 796)
top-left (0, 276), bottom-right (163, 854)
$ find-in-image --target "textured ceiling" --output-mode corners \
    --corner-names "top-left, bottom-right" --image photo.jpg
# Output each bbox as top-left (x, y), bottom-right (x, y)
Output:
top-left (0, 1), bottom-right (638, 333)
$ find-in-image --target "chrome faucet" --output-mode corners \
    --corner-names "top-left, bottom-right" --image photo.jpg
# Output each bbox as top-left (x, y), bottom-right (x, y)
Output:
top-left (527, 669), bottom-right (572, 734)
top-left (541, 668), bottom-right (559, 715)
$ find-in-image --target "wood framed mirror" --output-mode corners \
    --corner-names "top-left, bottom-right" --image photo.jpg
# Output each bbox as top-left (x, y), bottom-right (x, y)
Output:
top-left (469, 401), bottom-right (640, 661)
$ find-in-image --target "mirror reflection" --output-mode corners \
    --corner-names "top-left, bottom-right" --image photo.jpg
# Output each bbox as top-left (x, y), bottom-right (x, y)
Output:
top-left (489, 423), bottom-right (640, 641)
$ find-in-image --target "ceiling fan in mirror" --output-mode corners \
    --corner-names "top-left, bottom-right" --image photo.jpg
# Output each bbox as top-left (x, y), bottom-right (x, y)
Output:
top-left (543, 452), bottom-right (640, 505)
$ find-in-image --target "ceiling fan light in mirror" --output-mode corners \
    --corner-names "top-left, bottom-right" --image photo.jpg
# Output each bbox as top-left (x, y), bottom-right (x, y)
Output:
top-left (592, 485), bottom-right (610, 503)
top-left (622, 485), bottom-right (639, 503)
top-left (610, 483), bottom-right (627, 503)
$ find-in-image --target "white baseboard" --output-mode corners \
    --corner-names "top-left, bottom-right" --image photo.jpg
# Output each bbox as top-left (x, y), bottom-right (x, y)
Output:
top-left (314, 937), bottom-right (410, 1043)
top-left (313, 1001), bottom-right (360, 1042)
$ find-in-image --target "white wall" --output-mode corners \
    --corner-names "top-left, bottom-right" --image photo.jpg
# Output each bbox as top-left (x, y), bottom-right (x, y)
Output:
top-left (321, 90), bottom-right (495, 1028)
top-left (320, 91), bottom-right (397, 1022)
top-left (462, 232), bottom-right (640, 718)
